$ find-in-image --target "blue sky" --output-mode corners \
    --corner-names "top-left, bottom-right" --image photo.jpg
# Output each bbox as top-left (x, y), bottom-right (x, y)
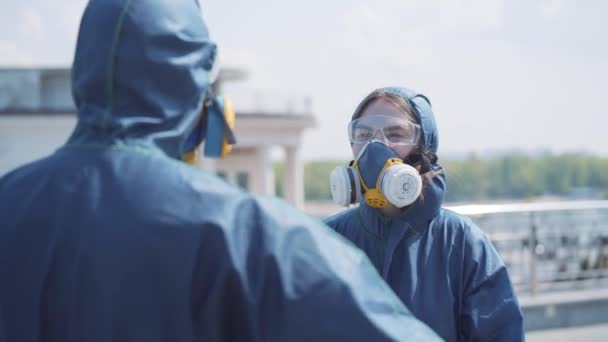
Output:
top-left (1, 0), bottom-right (606, 160)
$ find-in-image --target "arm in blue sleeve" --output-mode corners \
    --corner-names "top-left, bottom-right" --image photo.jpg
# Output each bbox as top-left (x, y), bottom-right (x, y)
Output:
top-left (460, 223), bottom-right (525, 342)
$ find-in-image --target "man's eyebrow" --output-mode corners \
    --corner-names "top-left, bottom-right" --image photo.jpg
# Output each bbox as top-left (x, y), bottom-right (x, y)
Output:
top-left (384, 125), bottom-right (407, 131)
top-left (355, 124), bottom-right (373, 130)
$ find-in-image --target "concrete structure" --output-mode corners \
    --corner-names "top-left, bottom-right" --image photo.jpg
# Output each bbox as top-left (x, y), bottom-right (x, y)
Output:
top-left (0, 68), bottom-right (315, 208)
top-left (521, 288), bottom-right (608, 331)
top-left (206, 113), bottom-right (311, 208)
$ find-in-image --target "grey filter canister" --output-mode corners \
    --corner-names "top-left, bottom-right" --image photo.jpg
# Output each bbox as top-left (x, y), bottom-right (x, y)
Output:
top-left (381, 164), bottom-right (422, 208)
top-left (330, 166), bottom-right (360, 207)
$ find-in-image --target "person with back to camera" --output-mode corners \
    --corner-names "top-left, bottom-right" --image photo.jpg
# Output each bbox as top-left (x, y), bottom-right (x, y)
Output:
top-left (0, 1), bottom-right (442, 341)
top-left (325, 86), bottom-right (525, 341)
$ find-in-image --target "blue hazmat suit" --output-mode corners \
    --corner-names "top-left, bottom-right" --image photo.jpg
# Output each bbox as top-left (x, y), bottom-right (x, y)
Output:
top-left (0, 2), bottom-right (442, 341)
top-left (325, 87), bottom-right (525, 342)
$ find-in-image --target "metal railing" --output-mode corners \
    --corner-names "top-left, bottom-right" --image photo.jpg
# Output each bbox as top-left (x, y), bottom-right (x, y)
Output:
top-left (448, 200), bottom-right (608, 295)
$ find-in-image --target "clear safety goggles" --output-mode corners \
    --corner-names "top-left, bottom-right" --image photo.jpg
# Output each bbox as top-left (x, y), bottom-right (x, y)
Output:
top-left (348, 115), bottom-right (421, 145)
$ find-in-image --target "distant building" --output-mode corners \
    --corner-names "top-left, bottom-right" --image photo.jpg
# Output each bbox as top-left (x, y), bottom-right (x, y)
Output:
top-left (0, 67), bottom-right (315, 208)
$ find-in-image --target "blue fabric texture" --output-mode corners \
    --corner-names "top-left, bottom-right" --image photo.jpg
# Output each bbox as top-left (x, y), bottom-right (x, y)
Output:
top-left (0, 2), bottom-right (441, 342)
top-left (325, 87), bottom-right (525, 341)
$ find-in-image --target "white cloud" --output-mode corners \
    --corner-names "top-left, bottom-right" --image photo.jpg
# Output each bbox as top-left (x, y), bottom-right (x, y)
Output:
top-left (539, 0), bottom-right (567, 18)
top-left (320, 3), bottom-right (436, 69)
top-left (437, 0), bottom-right (506, 32)
top-left (55, 2), bottom-right (87, 37)
top-left (0, 40), bottom-right (33, 66)
top-left (22, 8), bottom-right (44, 39)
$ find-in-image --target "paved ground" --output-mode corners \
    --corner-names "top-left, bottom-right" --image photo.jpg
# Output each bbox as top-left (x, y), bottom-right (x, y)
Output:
top-left (527, 323), bottom-right (608, 341)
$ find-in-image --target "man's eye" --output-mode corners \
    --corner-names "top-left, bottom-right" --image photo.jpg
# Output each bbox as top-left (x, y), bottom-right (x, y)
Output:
top-left (387, 132), bottom-right (405, 139)
top-left (354, 128), bottom-right (373, 139)
top-left (386, 129), bottom-right (409, 139)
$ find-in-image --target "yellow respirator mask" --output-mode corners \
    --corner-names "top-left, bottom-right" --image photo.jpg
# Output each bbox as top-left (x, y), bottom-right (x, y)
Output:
top-left (330, 140), bottom-right (422, 208)
top-left (353, 157), bottom-right (404, 208)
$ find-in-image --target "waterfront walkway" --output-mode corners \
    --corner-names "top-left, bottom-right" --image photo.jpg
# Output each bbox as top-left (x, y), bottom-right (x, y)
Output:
top-left (527, 323), bottom-right (608, 341)
top-left (521, 287), bottom-right (608, 331)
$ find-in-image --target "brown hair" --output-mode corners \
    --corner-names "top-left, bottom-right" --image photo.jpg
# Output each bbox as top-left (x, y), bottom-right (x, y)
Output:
top-left (352, 90), bottom-right (415, 122)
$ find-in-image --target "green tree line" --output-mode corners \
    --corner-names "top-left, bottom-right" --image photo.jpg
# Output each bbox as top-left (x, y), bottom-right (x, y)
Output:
top-left (275, 153), bottom-right (608, 202)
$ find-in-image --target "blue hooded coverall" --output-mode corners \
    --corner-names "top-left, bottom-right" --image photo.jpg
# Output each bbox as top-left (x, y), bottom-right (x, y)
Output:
top-left (0, 2), bottom-right (441, 341)
top-left (325, 87), bottom-right (525, 341)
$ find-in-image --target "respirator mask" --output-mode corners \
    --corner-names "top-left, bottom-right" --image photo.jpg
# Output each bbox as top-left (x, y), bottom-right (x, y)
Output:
top-left (330, 115), bottom-right (423, 208)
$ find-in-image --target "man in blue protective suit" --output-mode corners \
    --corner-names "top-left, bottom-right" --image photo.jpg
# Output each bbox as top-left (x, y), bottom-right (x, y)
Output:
top-left (0, 1), bottom-right (442, 341)
top-left (325, 87), bottom-right (525, 341)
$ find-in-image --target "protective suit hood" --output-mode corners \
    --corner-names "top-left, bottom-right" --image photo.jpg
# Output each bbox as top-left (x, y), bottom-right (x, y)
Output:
top-left (68, 0), bottom-right (217, 159)
top-left (352, 86), bottom-right (438, 153)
